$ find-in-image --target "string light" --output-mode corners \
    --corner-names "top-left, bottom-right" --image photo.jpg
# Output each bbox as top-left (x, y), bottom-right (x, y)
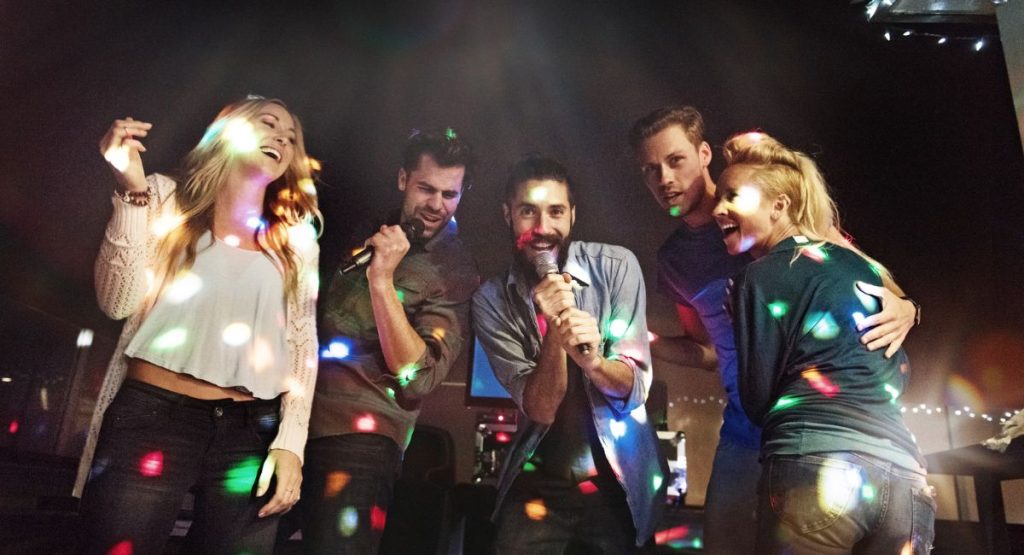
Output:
top-left (878, 26), bottom-right (994, 50)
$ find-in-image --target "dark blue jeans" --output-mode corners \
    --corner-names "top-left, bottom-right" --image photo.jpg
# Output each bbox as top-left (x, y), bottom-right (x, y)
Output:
top-left (703, 435), bottom-right (761, 554)
top-left (299, 433), bottom-right (403, 554)
top-left (493, 470), bottom-right (639, 554)
top-left (79, 379), bottom-right (282, 555)
top-left (756, 452), bottom-right (936, 555)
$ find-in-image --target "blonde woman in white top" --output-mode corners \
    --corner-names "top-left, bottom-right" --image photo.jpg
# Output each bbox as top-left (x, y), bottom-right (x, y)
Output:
top-left (78, 96), bottom-right (321, 554)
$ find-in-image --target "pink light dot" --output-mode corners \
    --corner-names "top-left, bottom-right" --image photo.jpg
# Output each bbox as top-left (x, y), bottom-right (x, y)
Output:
top-left (577, 480), bottom-right (598, 495)
top-left (8, 420), bottom-right (18, 434)
top-left (139, 451), bottom-right (164, 477)
top-left (370, 505), bottom-right (388, 531)
top-left (106, 540), bottom-right (133, 555)
top-left (355, 415), bottom-right (377, 432)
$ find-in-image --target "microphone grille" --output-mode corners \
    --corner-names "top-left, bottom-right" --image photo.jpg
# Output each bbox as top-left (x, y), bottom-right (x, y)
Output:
top-left (404, 218), bottom-right (425, 239)
top-left (532, 250), bottom-right (559, 278)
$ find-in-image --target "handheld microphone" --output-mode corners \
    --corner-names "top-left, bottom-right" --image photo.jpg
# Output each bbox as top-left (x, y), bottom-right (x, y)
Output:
top-left (532, 250), bottom-right (591, 356)
top-left (341, 218), bottom-right (425, 274)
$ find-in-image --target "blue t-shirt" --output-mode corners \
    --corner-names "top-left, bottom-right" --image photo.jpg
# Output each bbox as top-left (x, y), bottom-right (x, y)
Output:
top-left (657, 220), bottom-right (760, 450)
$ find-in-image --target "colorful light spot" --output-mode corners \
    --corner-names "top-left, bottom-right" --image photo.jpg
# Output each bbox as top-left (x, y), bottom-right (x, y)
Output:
top-left (397, 365), bottom-right (417, 386)
top-left (288, 222), bottom-right (318, 249)
top-left (355, 415), bottom-right (377, 432)
top-left (654, 525), bottom-right (692, 546)
top-left (324, 471), bottom-right (350, 498)
top-left (246, 216), bottom-right (265, 230)
top-left (610, 419), bottom-right (627, 439)
top-left (648, 331), bottom-right (658, 342)
top-left (138, 451), bottom-right (164, 477)
top-left (222, 322), bottom-right (252, 346)
top-left (431, 327), bottom-right (447, 341)
top-left (818, 463), bottom-right (862, 515)
top-left (528, 186), bottom-right (548, 203)
top-left (223, 234), bottom-right (241, 247)
top-left (733, 184), bottom-right (763, 215)
top-left (321, 339), bottom-right (351, 360)
top-left (495, 432), bottom-right (511, 443)
top-left (77, 329), bottom-right (95, 347)
top-left (523, 461), bottom-right (537, 472)
top-left (338, 507), bottom-right (359, 537)
top-left (802, 369), bottom-right (840, 398)
top-left (395, 289), bottom-right (405, 304)
top-left (299, 177), bottom-right (317, 195)
top-left (386, 387), bottom-right (396, 399)
top-left (250, 338), bottom-right (274, 374)
top-left (152, 328), bottom-right (187, 351)
top-left (804, 312), bottom-right (840, 340)
top-left (223, 118), bottom-right (258, 153)
top-left (106, 540), bottom-right (134, 555)
top-left (224, 456), bottom-right (262, 494)
top-left (608, 319), bottom-right (629, 339)
top-left (884, 383), bottom-right (900, 402)
top-left (0, 376), bottom-right (11, 383)
top-left (862, 484), bottom-right (876, 501)
top-left (165, 271), bottom-right (202, 304)
top-left (524, 499), bottom-right (547, 521)
top-left (8, 420), bottom-right (19, 434)
top-left (151, 214), bottom-right (185, 238)
top-left (771, 396), bottom-right (800, 412)
top-left (652, 474), bottom-right (664, 492)
top-left (370, 505), bottom-right (387, 531)
top-left (768, 301), bottom-right (789, 318)
top-left (668, 205), bottom-right (682, 217)
top-left (799, 244), bottom-right (829, 263)
top-left (578, 480), bottom-right (598, 494)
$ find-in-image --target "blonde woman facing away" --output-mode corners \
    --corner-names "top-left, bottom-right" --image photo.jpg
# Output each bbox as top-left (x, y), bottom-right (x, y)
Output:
top-left (716, 131), bottom-right (934, 554)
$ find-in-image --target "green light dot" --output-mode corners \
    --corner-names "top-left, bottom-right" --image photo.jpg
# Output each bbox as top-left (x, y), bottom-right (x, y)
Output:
top-left (445, 127), bottom-right (457, 140)
top-left (224, 456), bottom-right (262, 494)
top-left (523, 461), bottom-right (537, 472)
top-left (397, 365), bottom-right (417, 386)
top-left (386, 387), bottom-right (396, 399)
top-left (652, 474), bottom-right (663, 492)
top-left (396, 290), bottom-right (405, 304)
top-left (861, 484), bottom-right (876, 501)
top-left (768, 301), bottom-right (788, 318)
top-left (771, 396), bottom-right (800, 412)
top-left (668, 206), bottom-right (682, 217)
top-left (608, 319), bottom-right (628, 339)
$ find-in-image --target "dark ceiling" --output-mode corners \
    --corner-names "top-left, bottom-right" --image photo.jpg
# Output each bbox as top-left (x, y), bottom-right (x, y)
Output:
top-left (1, 0), bottom-right (1022, 407)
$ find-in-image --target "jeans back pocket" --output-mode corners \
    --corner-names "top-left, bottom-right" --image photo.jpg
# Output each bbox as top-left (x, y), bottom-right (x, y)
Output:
top-left (768, 455), bottom-right (863, 534)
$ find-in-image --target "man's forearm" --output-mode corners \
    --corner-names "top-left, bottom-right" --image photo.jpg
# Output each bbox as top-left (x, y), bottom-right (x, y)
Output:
top-left (583, 356), bottom-right (634, 400)
top-left (368, 276), bottom-right (427, 375)
top-left (521, 330), bottom-right (568, 425)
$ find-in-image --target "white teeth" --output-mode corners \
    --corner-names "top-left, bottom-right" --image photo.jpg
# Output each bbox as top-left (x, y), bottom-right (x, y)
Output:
top-left (260, 147), bottom-right (281, 161)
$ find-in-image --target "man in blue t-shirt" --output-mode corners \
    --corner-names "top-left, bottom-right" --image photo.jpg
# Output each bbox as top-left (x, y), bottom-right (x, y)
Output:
top-left (628, 106), bottom-right (919, 553)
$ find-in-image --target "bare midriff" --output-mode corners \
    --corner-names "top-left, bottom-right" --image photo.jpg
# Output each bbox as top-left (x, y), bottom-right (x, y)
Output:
top-left (127, 358), bottom-right (255, 401)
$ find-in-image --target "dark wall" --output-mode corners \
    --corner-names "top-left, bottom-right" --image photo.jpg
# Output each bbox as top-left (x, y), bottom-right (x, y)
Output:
top-left (2, 1), bottom-right (1022, 425)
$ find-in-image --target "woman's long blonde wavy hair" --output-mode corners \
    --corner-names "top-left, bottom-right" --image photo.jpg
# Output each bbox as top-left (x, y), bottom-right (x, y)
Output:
top-left (721, 131), bottom-right (902, 294)
top-left (155, 97), bottom-right (322, 302)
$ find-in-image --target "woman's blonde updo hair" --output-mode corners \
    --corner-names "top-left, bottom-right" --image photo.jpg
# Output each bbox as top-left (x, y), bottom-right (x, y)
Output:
top-left (157, 96), bottom-right (322, 301)
top-left (721, 131), bottom-right (839, 242)
top-left (721, 131), bottom-right (900, 291)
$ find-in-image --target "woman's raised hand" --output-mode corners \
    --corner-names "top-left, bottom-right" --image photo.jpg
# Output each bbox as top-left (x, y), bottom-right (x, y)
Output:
top-left (99, 117), bottom-right (152, 192)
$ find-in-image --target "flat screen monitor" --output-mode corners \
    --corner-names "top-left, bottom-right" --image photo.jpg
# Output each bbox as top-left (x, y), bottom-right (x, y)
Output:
top-left (465, 335), bottom-right (517, 409)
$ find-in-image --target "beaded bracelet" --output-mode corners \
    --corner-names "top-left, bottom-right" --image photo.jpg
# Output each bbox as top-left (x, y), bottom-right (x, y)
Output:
top-left (113, 186), bottom-right (153, 207)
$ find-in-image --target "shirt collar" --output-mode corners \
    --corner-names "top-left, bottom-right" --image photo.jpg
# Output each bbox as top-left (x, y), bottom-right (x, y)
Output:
top-left (504, 241), bottom-right (591, 300)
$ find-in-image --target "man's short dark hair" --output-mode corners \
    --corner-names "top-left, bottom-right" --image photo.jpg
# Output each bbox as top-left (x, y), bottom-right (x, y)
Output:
top-left (504, 154), bottom-right (576, 207)
top-left (402, 128), bottom-right (476, 190)
top-left (628, 105), bottom-right (706, 154)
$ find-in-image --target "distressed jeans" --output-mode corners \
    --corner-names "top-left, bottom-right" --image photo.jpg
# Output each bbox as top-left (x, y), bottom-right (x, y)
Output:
top-left (79, 379), bottom-right (282, 554)
top-left (756, 451), bottom-right (936, 555)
